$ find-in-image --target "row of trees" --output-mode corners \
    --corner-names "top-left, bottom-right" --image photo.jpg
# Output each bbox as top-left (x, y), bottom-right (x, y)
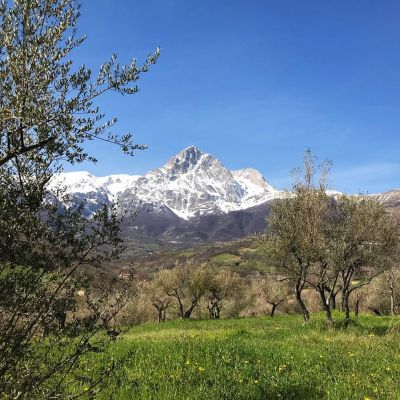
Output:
top-left (258, 151), bottom-right (400, 326)
top-left (140, 262), bottom-right (244, 322)
top-left (120, 254), bottom-right (400, 325)
top-left (124, 263), bottom-right (290, 324)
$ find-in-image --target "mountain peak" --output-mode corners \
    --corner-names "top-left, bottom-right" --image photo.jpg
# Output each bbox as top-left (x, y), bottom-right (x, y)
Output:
top-left (164, 146), bottom-right (205, 175)
top-left (177, 146), bottom-right (203, 160)
top-left (232, 168), bottom-right (268, 188)
top-left (51, 147), bottom-right (283, 221)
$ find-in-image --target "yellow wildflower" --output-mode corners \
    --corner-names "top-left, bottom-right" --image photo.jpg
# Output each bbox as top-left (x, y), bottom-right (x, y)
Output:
top-left (278, 364), bottom-right (288, 372)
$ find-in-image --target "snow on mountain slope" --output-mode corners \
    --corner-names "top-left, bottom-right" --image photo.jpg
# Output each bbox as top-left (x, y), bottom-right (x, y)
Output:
top-left (49, 146), bottom-right (283, 219)
top-left (50, 171), bottom-right (141, 200)
top-left (232, 168), bottom-right (278, 208)
top-left (368, 189), bottom-right (400, 208)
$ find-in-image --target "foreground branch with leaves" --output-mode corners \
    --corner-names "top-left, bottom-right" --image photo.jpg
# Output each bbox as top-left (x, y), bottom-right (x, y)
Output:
top-left (0, 0), bottom-right (158, 398)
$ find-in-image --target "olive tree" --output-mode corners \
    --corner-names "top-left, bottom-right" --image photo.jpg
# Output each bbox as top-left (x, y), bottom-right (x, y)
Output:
top-left (158, 261), bottom-right (213, 319)
top-left (0, 0), bottom-right (159, 169)
top-left (258, 151), bottom-right (331, 322)
top-left (330, 195), bottom-right (399, 325)
top-left (0, 0), bottom-right (159, 397)
top-left (258, 151), bottom-right (399, 326)
top-left (206, 269), bottom-right (243, 319)
top-left (141, 279), bottom-right (171, 323)
top-left (252, 276), bottom-right (288, 317)
top-left (383, 264), bottom-right (400, 316)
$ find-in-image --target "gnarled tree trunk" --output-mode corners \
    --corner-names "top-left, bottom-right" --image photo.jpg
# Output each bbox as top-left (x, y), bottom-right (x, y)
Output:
top-left (295, 285), bottom-right (309, 322)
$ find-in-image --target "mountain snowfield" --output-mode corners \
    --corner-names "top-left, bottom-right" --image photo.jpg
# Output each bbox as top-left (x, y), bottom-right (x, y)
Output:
top-left (49, 146), bottom-right (283, 219)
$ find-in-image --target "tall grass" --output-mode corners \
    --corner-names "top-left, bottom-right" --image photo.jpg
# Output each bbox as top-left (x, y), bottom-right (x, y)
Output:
top-left (71, 313), bottom-right (400, 399)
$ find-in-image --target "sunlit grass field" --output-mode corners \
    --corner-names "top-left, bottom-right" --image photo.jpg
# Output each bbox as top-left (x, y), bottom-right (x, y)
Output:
top-left (77, 313), bottom-right (400, 399)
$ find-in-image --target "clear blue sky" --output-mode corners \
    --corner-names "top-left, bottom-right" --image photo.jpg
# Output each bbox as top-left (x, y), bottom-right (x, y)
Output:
top-left (65, 0), bottom-right (400, 193)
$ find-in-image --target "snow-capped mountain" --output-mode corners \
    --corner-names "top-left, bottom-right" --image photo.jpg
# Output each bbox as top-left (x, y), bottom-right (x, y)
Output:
top-left (48, 147), bottom-right (400, 250)
top-left (49, 146), bottom-right (282, 219)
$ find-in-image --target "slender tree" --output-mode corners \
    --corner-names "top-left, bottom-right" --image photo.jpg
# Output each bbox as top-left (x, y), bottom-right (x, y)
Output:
top-left (141, 279), bottom-right (171, 323)
top-left (258, 150), bottom-right (332, 322)
top-left (252, 276), bottom-right (288, 317)
top-left (383, 265), bottom-right (400, 316)
top-left (158, 261), bottom-right (213, 319)
top-left (206, 269), bottom-right (242, 319)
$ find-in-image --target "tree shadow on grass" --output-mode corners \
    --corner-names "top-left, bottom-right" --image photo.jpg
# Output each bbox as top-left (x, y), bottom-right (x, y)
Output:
top-left (332, 318), bottom-right (390, 336)
top-left (246, 382), bottom-right (324, 400)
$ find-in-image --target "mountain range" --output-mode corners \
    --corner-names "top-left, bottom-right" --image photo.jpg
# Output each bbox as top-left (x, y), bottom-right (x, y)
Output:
top-left (49, 146), bottom-right (400, 248)
top-left (50, 146), bottom-right (281, 219)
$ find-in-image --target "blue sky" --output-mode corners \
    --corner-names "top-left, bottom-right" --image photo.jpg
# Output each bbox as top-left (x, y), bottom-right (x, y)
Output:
top-left (66, 0), bottom-right (400, 193)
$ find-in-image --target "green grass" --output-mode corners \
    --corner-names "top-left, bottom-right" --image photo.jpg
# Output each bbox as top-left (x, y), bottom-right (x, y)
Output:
top-left (76, 313), bottom-right (400, 399)
top-left (210, 253), bottom-right (242, 265)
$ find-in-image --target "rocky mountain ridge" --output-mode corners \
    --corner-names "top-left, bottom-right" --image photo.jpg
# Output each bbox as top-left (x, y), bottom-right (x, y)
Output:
top-left (50, 146), bottom-right (281, 219)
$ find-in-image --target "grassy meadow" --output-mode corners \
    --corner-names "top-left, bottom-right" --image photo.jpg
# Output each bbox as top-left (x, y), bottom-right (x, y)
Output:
top-left (74, 313), bottom-right (400, 400)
